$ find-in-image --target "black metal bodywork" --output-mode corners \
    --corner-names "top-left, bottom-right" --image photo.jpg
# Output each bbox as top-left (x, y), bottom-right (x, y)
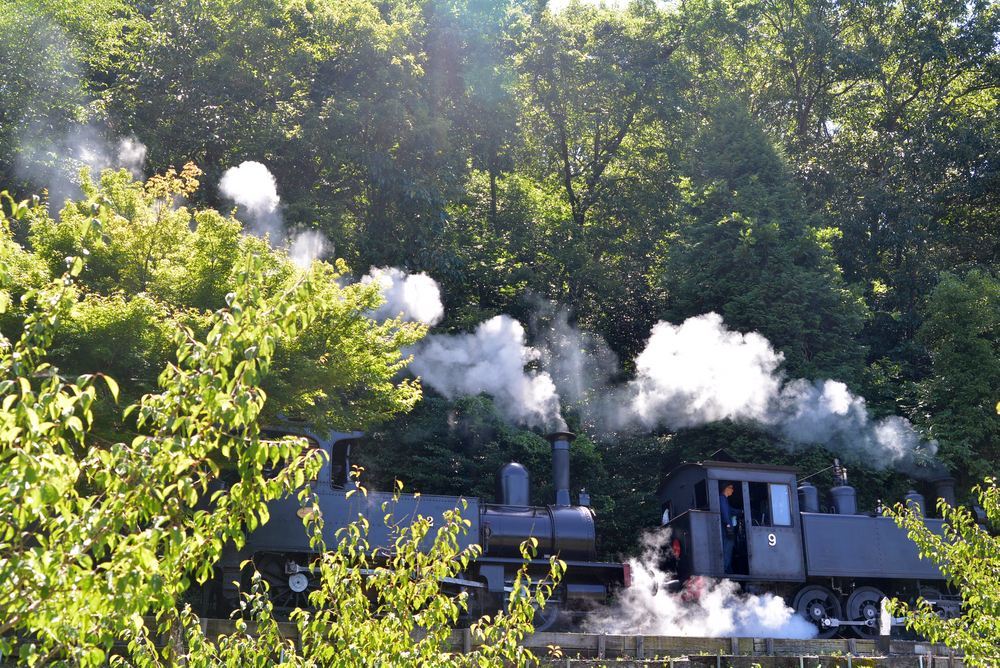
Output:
top-left (216, 429), bottom-right (625, 625)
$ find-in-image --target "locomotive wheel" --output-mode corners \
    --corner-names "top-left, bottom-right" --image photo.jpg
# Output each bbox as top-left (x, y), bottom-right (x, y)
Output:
top-left (846, 586), bottom-right (886, 638)
top-left (253, 553), bottom-right (317, 612)
top-left (918, 587), bottom-right (961, 620)
top-left (792, 585), bottom-right (842, 639)
top-left (531, 601), bottom-right (563, 633)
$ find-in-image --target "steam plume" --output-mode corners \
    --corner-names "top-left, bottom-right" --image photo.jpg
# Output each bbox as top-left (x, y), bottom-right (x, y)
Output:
top-left (585, 530), bottom-right (817, 638)
top-left (218, 160), bottom-right (327, 268)
top-left (534, 301), bottom-right (619, 407)
top-left (219, 161), bottom-right (282, 239)
top-left (613, 313), bottom-right (937, 472)
top-left (408, 315), bottom-right (563, 429)
top-left (116, 136), bottom-right (147, 178)
top-left (540, 310), bottom-right (937, 474)
top-left (15, 124), bottom-right (149, 205)
top-left (288, 230), bottom-right (327, 269)
top-left (362, 267), bottom-right (444, 326)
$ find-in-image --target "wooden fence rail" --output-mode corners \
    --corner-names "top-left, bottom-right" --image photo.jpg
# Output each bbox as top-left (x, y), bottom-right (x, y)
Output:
top-left (197, 618), bottom-right (965, 666)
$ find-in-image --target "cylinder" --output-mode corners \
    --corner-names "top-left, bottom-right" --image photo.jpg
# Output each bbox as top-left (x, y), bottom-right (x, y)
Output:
top-left (904, 490), bottom-right (926, 516)
top-left (798, 482), bottom-right (820, 513)
top-left (933, 477), bottom-right (956, 515)
top-left (496, 462), bottom-right (530, 506)
top-left (547, 431), bottom-right (575, 507)
top-left (830, 485), bottom-right (857, 515)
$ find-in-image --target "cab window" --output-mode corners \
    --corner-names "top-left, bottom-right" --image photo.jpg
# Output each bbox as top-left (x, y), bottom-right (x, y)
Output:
top-left (748, 482), bottom-right (792, 526)
top-left (769, 483), bottom-right (792, 526)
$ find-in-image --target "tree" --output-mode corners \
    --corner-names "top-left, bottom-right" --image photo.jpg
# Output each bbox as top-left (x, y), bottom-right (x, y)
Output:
top-left (10, 165), bottom-right (426, 430)
top-left (0, 186), bottom-right (557, 666)
top-left (0, 192), bottom-right (329, 663)
top-left (916, 270), bottom-right (1000, 483)
top-left (657, 101), bottom-right (867, 382)
top-left (887, 480), bottom-right (1000, 666)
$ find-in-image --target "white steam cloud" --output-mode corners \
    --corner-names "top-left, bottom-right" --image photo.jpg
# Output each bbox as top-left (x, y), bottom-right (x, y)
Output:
top-left (359, 275), bottom-right (558, 427)
top-left (622, 313), bottom-right (782, 429)
top-left (218, 160), bottom-right (327, 268)
top-left (408, 315), bottom-right (564, 429)
top-left (288, 230), bottom-right (327, 269)
top-left (538, 310), bottom-right (937, 473)
top-left (219, 161), bottom-right (282, 239)
top-left (116, 136), bottom-right (147, 178)
top-left (362, 267), bottom-right (444, 326)
top-left (613, 313), bottom-right (937, 472)
top-left (585, 530), bottom-right (816, 639)
top-left (15, 125), bottom-right (149, 205)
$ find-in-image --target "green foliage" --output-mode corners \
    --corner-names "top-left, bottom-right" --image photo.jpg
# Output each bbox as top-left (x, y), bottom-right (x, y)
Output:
top-left (0, 189), bottom-right (554, 665)
top-left (887, 480), bottom-right (1000, 666)
top-left (916, 271), bottom-right (1000, 482)
top-left (658, 102), bottom-right (867, 382)
top-left (7, 165), bottom-right (425, 429)
top-left (4, 0), bottom-right (998, 566)
top-left (0, 210), bottom-right (326, 661)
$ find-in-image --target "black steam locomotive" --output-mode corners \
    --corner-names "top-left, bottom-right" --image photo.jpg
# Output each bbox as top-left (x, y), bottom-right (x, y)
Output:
top-left (216, 429), bottom-right (627, 630)
top-left (656, 453), bottom-right (958, 638)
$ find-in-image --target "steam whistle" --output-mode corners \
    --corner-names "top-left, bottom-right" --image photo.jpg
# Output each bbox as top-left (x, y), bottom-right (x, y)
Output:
top-left (832, 459), bottom-right (848, 486)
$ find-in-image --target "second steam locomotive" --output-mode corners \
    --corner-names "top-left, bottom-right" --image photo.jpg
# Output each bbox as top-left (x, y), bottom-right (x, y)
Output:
top-left (216, 429), bottom-right (626, 631)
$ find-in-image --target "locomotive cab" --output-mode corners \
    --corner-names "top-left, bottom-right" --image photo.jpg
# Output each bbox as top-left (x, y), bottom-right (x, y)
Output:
top-left (656, 459), bottom-right (806, 583)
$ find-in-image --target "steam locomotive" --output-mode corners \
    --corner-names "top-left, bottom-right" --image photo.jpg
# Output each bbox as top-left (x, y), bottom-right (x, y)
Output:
top-left (656, 452), bottom-right (958, 638)
top-left (215, 429), bottom-right (627, 630)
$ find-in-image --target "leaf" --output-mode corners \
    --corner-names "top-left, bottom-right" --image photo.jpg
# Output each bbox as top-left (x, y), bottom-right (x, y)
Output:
top-left (100, 374), bottom-right (120, 402)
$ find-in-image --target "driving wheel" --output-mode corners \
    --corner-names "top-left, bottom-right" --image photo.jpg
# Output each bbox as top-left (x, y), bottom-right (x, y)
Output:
top-left (792, 585), bottom-right (843, 639)
top-left (846, 586), bottom-right (886, 638)
top-left (253, 552), bottom-right (317, 612)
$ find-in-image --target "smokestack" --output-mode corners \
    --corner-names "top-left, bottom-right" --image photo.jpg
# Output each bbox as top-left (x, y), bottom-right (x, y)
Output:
top-left (933, 477), bottom-right (956, 515)
top-left (546, 431), bottom-right (575, 506)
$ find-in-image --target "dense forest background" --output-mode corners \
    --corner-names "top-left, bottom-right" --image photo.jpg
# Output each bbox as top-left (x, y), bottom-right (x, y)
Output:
top-left (1, 0), bottom-right (997, 557)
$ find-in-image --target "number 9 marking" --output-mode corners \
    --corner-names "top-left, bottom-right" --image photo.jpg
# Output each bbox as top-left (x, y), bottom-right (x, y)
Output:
top-left (768, 533), bottom-right (777, 547)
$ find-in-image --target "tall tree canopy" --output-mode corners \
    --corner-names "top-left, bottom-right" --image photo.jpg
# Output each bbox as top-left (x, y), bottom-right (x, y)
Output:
top-left (0, 0), bottom-right (996, 560)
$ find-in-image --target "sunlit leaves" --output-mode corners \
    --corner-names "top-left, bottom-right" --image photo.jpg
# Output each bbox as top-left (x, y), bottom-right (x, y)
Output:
top-left (887, 480), bottom-right (1000, 666)
top-left (0, 172), bottom-right (426, 664)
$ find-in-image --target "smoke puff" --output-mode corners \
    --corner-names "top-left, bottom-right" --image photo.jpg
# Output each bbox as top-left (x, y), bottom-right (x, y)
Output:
top-left (585, 530), bottom-right (816, 639)
top-left (534, 301), bottom-right (619, 407)
top-left (548, 311), bottom-right (937, 473)
top-left (288, 230), bottom-right (327, 269)
top-left (363, 267), bottom-right (444, 326)
top-left (623, 313), bottom-right (782, 429)
top-left (409, 315), bottom-right (563, 429)
top-left (116, 136), bottom-right (147, 178)
top-left (219, 161), bottom-right (279, 215)
top-left (219, 160), bottom-right (283, 240)
top-left (15, 124), bottom-right (149, 205)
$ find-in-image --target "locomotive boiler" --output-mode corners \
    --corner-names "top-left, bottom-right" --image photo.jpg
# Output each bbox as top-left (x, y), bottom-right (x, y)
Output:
top-left (216, 429), bottom-right (627, 630)
top-left (656, 454), bottom-right (959, 638)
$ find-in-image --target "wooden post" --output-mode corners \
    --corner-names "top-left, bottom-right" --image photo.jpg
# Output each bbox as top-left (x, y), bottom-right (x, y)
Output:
top-left (598, 634), bottom-right (606, 659)
top-left (636, 635), bottom-right (644, 659)
top-left (462, 628), bottom-right (471, 654)
top-left (765, 638), bottom-right (774, 655)
top-left (877, 597), bottom-right (892, 655)
top-left (730, 636), bottom-right (739, 655)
